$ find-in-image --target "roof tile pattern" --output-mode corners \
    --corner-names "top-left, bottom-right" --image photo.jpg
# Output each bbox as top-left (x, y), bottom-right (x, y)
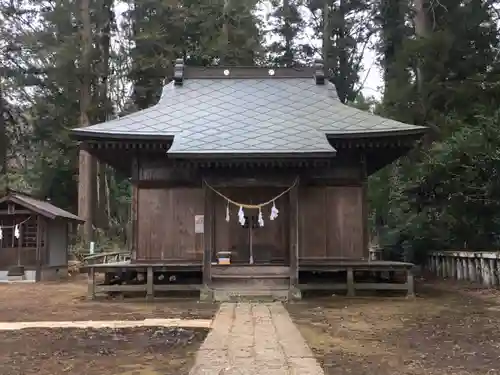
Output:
top-left (75, 78), bottom-right (425, 154)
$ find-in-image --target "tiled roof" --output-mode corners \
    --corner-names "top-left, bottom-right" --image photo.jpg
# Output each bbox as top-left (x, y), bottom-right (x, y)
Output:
top-left (0, 193), bottom-right (84, 222)
top-left (72, 70), bottom-right (425, 155)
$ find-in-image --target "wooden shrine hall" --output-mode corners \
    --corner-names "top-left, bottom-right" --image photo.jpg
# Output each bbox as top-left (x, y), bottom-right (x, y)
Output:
top-left (72, 60), bottom-right (427, 301)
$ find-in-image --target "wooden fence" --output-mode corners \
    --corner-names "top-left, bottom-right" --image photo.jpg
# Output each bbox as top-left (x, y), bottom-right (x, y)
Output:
top-left (427, 251), bottom-right (500, 287)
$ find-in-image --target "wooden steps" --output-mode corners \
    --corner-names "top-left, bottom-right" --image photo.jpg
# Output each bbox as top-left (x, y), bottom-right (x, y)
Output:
top-left (210, 266), bottom-right (291, 302)
top-left (211, 266), bottom-right (290, 277)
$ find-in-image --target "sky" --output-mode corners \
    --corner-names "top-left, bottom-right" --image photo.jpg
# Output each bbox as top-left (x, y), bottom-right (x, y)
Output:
top-left (358, 49), bottom-right (383, 99)
top-left (113, 1), bottom-right (383, 100)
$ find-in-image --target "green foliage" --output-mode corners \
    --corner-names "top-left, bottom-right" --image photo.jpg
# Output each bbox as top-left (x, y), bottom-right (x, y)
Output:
top-left (408, 111), bottom-right (500, 249)
top-left (374, 111), bottom-right (500, 262)
top-left (127, 0), bottom-right (263, 109)
top-left (307, 0), bottom-right (376, 102)
top-left (267, 0), bottom-right (307, 66)
top-left (368, 0), bottom-right (500, 262)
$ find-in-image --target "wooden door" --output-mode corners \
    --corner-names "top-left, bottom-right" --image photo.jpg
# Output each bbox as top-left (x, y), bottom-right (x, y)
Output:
top-left (214, 188), bottom-right (249, 263)
top-left (214, 187), bottom-right (289, 264)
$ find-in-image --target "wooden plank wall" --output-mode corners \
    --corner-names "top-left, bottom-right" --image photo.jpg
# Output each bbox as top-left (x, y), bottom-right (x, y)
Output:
top-left (0, 213), bottom-right (47, 269)
top-left (136, 188), bottom-right (204, 261)
top-left (299, 186), bottom-right (364, 259)
top-left (0, 247), bottom-right (38, 269)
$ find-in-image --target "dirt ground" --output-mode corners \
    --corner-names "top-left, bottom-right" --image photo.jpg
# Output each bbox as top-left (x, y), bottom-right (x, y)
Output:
top-left (0, 277), bottom-right (218, 322)
top-left (0, 326), bottom-right (207, 375)
top-left (288, 281), bottom-right (500, 375)
top-left (0, 278), bottom-right (216, 375)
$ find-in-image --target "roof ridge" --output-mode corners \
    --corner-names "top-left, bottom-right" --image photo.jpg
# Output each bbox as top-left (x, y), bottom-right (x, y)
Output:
top-left (176, 60), bottom-right (325, 81)
top-left (2, 188), bottom-right (35, 198)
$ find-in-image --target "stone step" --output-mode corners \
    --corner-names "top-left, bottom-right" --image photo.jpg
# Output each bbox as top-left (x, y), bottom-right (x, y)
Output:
top-left (212, 274), bottom-right (288, 279)
top-left (213, 288), bottom-right (289, 302)
top-left (211, 278), bottom-right (290, 289)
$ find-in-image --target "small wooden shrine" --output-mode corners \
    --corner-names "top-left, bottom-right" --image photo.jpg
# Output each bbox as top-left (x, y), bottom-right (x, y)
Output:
top-left (0, 190), bottom-right (84, 281)
top-left (73, 60), bottom-right (426, 300)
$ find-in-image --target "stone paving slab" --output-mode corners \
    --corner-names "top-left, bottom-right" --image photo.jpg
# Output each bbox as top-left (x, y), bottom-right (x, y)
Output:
top-left (0, 318), bottom-right (212, 330)
top-left (189, 302), bottom-right (324, 375)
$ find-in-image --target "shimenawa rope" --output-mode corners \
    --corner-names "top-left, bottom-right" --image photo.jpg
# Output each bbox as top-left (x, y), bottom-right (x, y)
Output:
top-left (0, 216), bottom-right (32, 229)
top-left (203, 178), bottom-right (298, 209)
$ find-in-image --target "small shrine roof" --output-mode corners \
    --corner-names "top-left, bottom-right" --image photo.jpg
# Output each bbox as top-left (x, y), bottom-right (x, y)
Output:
top-left (0, 191), bottom-right (84, 222)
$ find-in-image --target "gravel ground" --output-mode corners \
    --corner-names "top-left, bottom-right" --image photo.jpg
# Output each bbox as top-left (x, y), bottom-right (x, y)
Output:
top-left (0, 326), bottom-right (208, 375)
top-left (288, 282), bottom-right (500, 375)
top-left (0, 277), bottom-right (218, 322)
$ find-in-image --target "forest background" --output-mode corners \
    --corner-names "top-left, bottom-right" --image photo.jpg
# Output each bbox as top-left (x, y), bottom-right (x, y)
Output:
top-left (1, 0), bottom-right (500, 262)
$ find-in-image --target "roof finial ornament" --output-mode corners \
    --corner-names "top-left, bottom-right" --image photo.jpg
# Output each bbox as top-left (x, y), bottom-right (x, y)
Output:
top-left (173, 58), bottom-right (184, 86)
top-left (314, 59), bottom-right (325, 85)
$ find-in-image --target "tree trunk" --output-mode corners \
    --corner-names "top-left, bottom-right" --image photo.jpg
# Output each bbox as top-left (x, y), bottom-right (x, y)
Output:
top-left (414, 0), bottom-right (431, 93)
top-left (283, 0), bottom-right (292, 67)
top-left (322, 1), bottom-right (330, 75)
top-left (380, 0), bottom-right (407, 95)
top-left (95, 0), bottom-right (113, 230)
top-left (104, 171), bottom-right (111, 223)
top-left (323, 0), bottom-right (350, 103)
top-left (413, 0), bottom-right (436, 144)
top-left (337, 0), bottom-right (349, 103)
top-left (221, 0), bottom-right (231, 64)
top-left (96, 165), bottom-right (107, 228)
top-left (375, 0), bottom-right (410, 237)
top-left (77, 0), bottom-right (96, 244)
top-left (0, 87), bottom-right (7, 191)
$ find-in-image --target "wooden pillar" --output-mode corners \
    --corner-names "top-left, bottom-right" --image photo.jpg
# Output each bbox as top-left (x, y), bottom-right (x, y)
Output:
top-left (449, 256), bottom-right (455, 278)
top-left (203, 184), bottom-right (215, 287)
top-left (442, 256), bottom-right (448, 277)
top-left (131, 156), bottom-right (139, 260)
top-left (482, 257), bottom-right (491, 286)
top-left (495, 258), bottom-right (500, 285)
top-left (474, 258), bottom-right (480, 282)
top-left (43, 218), bottom-right (49, 266)
top-left (289, 179), bottom-right (299, 289)
top-left (361, 155), bottom-right (369, 258)
top-left (78, 147), bottom-right (96, 244)
top-left (146, 266), bottom-right (154, 301)
top-left (87, 266), bottom-right (95, 300)
top-left (346, 268), bottom-right (355, 296)
top-left (478, 257), bottom-right (485, 284)
top-left (489, 259), bottom-right (497, 286)
top-left (451, 257), bottom-right (457, 279)
top-left (469, 257), bottom-right (477, 282)
top-left (35, 215), bottom-right (42, 282)
top-left (462, 258), bottom-right (469, 280)
top-left (406, 267), bottom-right (415, 298)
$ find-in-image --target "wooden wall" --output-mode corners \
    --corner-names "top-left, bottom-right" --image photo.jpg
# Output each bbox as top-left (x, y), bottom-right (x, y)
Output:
top-left (47, 219), bottom-right (69, 266)
top-left (136, 187), bottom-right (204, 261)
top-left (134, 157), bottom-right (367, 263)
top-left (135, 185), bottom-right (365, 263)
top-left (0, 214), bottom-right (48, 270)
top-left (299, 186), bottom-right (365, 259)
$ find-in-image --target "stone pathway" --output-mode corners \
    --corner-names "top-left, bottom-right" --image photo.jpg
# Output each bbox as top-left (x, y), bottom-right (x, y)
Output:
top-left (189, 302), bottom-right (324, 375)
top-left (0, 318), bottom-right (212, 330)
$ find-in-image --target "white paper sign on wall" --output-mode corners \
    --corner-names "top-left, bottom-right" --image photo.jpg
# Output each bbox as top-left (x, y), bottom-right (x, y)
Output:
top-left (195, 215), bottom-right (204, 234)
